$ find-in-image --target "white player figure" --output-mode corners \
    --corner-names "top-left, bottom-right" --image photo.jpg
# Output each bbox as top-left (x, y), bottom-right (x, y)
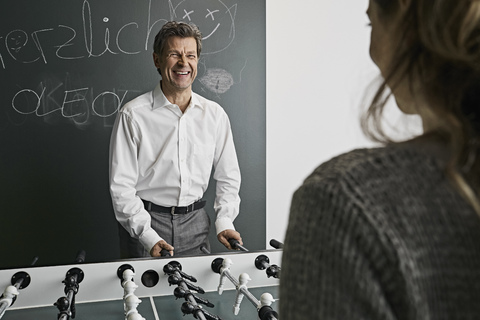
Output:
top-left (233, 273), bottom-right (251, 315)
top-left (126, 312), bottom-right (146, 320)
top-left (0, 285), bottom-right (19, 318)
top-left (122, 280), bottom-right (139, 314)
top-left (217, 258), bottom-right (233, 295)
top-left (124, 294), bottom-right (142, 318)
top-left (258, 293), bottom-right (275, 309)
top-left (122, 269), bottom-right (135, 287)
top-left (123, 280), bottom-right (138, 299)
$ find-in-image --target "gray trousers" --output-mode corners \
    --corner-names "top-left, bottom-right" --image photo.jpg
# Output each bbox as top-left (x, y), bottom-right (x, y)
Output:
top-left (119, 207), bottom-right (211, 258)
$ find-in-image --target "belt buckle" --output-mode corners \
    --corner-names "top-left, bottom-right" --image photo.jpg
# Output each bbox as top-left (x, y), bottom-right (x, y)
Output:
top-left (171, 206), bottom-right (177, 215)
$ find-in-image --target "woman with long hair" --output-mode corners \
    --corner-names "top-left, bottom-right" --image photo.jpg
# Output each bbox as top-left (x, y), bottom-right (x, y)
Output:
top-left (280, 0), bottom-right (480, 318)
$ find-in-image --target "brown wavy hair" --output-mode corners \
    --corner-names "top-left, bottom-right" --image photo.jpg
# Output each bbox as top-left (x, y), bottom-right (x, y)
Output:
top-left (153, 21), bottom-right (203, 57)
top-left (362, 0), bottom-right (480, 213)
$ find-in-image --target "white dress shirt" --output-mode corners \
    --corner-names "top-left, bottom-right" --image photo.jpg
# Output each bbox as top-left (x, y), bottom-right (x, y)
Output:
top-left (109, 83), bottom-right (241, 252)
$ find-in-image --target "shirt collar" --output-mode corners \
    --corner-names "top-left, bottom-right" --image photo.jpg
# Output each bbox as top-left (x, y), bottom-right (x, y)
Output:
top-left (152, 82), bottom-right (204, 111)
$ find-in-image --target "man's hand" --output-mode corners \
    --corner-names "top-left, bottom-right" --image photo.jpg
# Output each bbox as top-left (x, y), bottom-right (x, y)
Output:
top-left (150, 240), bottom-right (174, 257)
top-left (217, 229), bottom-right (243, 250)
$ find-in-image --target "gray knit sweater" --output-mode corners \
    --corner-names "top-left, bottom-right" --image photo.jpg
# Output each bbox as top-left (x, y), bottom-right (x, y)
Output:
top-left (280, 145), bottom-right (480, 319)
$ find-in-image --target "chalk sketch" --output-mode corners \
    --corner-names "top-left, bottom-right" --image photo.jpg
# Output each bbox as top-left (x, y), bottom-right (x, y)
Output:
top-left (198, 68), bottom-right (234, 94)
top-left (197, 58), bottom-right (247, 96)
top-left (7, 31), bottom-right (28, 54)
top-left (6, 30), bottom-right (41, 63)
top-left (169, 0), bottom-right (240, 95)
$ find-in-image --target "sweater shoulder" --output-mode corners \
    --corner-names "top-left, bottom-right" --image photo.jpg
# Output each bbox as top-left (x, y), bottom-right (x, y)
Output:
top-left (304, 146), bottom-right (439, 189)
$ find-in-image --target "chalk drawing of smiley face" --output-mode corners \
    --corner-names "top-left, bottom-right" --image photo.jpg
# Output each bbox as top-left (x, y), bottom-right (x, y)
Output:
top-left (7, 30), bottom-right (28, 53)
top-left (169, 0), bottom-right (237, 55)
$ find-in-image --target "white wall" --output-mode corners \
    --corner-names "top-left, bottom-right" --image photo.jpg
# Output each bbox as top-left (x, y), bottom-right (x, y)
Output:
top-left (265, 0), bottom-right (380, 245)
top-left (265, 0), bottom-right (423, 246)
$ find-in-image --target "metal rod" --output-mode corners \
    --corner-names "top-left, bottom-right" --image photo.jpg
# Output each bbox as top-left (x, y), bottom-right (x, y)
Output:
top-left (0, 301), bottom-right (9, 319)
top-left (223, 270), bottom-right (260, 307)
top-left (0, 272), bottom-right (30, 319)
top-left (236, 243), bottom-right (249, 252)
top-left (12, 279), bottom-right (23, 291)
top-left (175, 271), bottom-right (207, 320)
top-left (58, 273), bottom-right (78, 320)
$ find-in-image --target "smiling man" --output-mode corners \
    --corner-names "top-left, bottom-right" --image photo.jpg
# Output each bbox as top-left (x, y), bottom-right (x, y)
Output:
top-left (109, 21), bottom-right (242, 258)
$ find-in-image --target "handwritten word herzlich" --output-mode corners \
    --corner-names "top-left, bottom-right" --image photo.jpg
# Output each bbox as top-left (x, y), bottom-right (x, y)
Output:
top-left (0, 0), bottom-right (166, 70)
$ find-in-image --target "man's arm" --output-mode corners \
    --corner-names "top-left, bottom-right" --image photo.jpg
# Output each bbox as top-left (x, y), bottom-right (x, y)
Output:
top-left (212, 110), bottom-right (242, 248)
top-left (109, 111), bottom-right (164, 255)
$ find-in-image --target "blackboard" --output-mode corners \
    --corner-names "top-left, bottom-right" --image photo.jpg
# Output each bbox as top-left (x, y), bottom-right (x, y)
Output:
top-left (0, 0), bottom-right (266, 268)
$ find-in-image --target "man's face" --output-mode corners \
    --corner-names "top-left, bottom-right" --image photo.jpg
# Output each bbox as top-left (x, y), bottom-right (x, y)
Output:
top-left (154, 36), bottom-right (198, 93)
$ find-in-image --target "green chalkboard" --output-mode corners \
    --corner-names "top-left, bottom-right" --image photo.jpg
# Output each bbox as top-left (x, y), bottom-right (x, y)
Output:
top-left (0, 0), bottom-right (265, 268)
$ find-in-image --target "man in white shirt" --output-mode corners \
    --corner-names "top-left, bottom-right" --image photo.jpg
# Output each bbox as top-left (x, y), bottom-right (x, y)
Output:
top-left (109, 21), bottom-right (242, 257)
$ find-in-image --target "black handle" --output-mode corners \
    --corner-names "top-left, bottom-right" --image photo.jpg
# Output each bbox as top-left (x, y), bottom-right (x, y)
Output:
top-left (74, 250), bottom-right (86, 263)
top-left (269, 239), bottom-right (283, 249)
top-left (160, 249), bottom-right (172, 257)
top-left (228, 239), bottom-right (248, 251)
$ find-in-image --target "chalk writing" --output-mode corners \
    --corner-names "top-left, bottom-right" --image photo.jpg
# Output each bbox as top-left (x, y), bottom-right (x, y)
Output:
top-left (56, 25), bottom-right (85, 60)
top-left (0, 0), bottom-right (240, 68)
top-left (145, 0), bottom-right (168, 51)
top-left (0, 0), bottom-right (169, 69)
top-left (0, 37), bottom-right (4, 69)
top-left (1, 0), bottom-right (245, 128)
top-left (116, 23), bottom-right (142, 55)
top-left (12, 81), bottom-right (129, 120)
top-left (83, 0), bottom-right (117, 57)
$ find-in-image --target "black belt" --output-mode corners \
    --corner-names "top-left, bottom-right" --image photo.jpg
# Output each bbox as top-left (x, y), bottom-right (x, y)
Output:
top-left (142, 199), bottom-right (206, 215)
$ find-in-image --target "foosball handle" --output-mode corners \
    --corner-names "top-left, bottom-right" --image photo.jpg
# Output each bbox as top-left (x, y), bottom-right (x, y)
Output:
top-left (74, 250), bottom-right (86, 263)
top-left (269, 239), bottom-right (283, 249)
top-left (160, 249), bottom-right (171, 257)
top-left (258, 305), bottom-right (279, 320)
top-left (228, 239), bottom-right (248, 251)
